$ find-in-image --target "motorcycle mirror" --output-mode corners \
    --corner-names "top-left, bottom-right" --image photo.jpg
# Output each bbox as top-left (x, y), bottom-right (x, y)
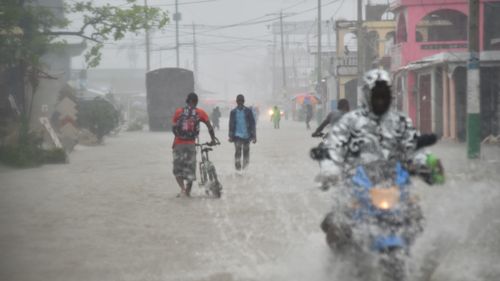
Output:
top-left (416, 134), bottom-right (438, 149)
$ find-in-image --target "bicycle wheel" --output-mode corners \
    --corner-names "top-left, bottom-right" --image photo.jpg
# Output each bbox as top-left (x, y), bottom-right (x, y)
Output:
top-left (208, 166), bottom-right (222, 198)
top-left (199, 163), bottom-right (208, 185)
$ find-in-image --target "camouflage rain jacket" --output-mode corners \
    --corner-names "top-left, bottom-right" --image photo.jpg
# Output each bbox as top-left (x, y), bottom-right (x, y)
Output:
top-left (324, 104), bottom-right (422, 175)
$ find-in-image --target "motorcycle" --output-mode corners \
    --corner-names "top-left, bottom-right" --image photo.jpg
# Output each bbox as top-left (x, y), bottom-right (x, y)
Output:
top-left (312, 135), bottom-right (441, 281)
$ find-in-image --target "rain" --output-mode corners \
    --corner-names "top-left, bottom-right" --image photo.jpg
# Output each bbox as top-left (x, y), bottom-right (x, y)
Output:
top-left (1, 0), bottom-right (500, 281)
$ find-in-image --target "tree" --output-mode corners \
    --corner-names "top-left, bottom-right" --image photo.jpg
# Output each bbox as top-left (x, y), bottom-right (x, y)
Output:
top-left (0, 0), bottom-right (169, 119)
top-left (77, 97), bottom-right (120, 143)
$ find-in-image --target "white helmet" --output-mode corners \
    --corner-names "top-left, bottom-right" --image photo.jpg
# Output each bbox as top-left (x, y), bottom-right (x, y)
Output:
top-left (363, 69), bottom-right (391, 91)
top-left (361, 69), bottom-right (393, 115)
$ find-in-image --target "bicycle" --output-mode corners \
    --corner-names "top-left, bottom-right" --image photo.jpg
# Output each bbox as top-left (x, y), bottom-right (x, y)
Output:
top-left (196, 140), bottom-right (222, 198)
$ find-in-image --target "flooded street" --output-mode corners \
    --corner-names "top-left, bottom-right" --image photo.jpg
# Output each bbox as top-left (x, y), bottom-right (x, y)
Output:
top-left (3, 0), bottom-right (500, 280)
top-left (1, 120), bottom-right (499, 281)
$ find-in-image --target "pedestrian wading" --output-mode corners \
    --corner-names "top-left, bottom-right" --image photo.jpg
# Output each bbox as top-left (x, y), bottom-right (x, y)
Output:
top-left (172, 92), bottom-right (218, 197)
top-left (228, 94), bottom-right (257, 172)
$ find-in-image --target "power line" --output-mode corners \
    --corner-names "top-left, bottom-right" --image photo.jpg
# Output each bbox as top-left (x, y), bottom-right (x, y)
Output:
top-left (331, 0), bottom-right (346, 18)
top-left (193, 0), bottom-right (342, 35)
top-left (149, 28), bottom-right (273, 42)
top-left (101, 0), bottom-right (345, 63)
top-left (195, 40), bottom-right (271, 46)
top-left (149, 0), bottom-right (219, 7)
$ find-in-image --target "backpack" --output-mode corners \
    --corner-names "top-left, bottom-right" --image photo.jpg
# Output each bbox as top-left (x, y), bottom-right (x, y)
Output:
top-left (174, 107), bottom-right (200, 140)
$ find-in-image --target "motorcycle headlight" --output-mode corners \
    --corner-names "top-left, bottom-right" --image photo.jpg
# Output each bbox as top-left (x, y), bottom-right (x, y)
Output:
top-left (370, 187), bottom-right (400, 210)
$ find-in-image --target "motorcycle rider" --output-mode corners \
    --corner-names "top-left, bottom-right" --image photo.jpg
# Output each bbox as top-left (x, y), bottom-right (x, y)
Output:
top-left (311, 69), bottom-right (444, 247)
top-left (312, 98), bottom-right (350, 138)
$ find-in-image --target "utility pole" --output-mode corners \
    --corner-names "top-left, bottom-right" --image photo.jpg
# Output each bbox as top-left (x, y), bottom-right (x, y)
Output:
top-left (279, 11), bottom-right (287, 97)
top-left (467, 0), bottom-right (480, 158)
top-left (192, 23), bottom-right (198, 86)
top-left (356, 0), bottom-right (365, 107)
top-left (144, 0), bottom-right (151, 71)
top-left (327, 19), bottom-right (332, 48)
top-left (317, 0), bottom-right (323, 108)
top-left (175, 0), bottom-right (180, 67)
top-left (272, 34), bottom-right (277, 98)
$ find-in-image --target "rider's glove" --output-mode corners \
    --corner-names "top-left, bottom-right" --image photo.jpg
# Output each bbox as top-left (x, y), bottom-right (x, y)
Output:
top-left (314, 173), bottom-right (340, 191)
top-left (311, 131), bottom-right (323, 138)
top-left (310, 144), bottom-right (331, 161)
top-left (416, 133), bottom-right (438, 150)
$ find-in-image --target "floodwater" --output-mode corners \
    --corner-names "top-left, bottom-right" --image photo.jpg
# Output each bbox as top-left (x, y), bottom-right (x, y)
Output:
top-left (1, 119), bottom-right (499, 281)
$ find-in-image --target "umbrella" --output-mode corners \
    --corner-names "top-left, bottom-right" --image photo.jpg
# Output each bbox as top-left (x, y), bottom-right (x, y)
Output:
top-left (291, 93), bottom-right (321, 105)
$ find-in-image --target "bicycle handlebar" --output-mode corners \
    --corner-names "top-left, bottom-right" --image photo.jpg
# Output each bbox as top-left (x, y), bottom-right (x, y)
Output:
top-left (196, 141), bottom-right (220, 147)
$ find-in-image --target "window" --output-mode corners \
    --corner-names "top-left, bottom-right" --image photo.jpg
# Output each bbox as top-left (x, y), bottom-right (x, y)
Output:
top-left (343, 32), bottom-right (358, 53)
top-left (396, 14), bottom-right (407, 43)
top-left (484, 2), bottom-right (500, 50)
top-left (384, 31), bottom-right (395, 55)
top-left (415, 9), bottom-right (467, 42)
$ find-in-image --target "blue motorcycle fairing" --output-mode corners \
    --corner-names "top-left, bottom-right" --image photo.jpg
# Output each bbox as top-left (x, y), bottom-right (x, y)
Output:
top-left (395, 162), bottom-right (411, 201)
top-left (346, 163), bottom-right (413, 254)
top-left (395, 162), bottom-right (410, 186)
top-left (350, 163), bottom-right (412, 219)
top-left (372, 234), bottom-right (406, 252)
top-left (351, 166), bottom-right (374, 210)
top-left (352, 162), bottom-right (410, 190)
top-left (352, 166), bottom-right (373, 189)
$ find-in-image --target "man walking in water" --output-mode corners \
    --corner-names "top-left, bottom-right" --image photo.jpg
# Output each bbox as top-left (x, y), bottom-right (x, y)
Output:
top-left (229, 94), bottom-right (256, 172)
top-left (172, 92), bottom-right (218, 197)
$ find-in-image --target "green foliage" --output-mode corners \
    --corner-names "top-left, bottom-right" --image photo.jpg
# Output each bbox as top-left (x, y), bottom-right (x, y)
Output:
top-left (68, 1), bottom-right (169, 67)
top-left (42, 147), bottom-right (67, 164)
top-left (0, 126), bottom-right (67, 167)
top-left (1, 0), bottom-right (169, 68)
top-left (0, 145), bottom-right (67, 167)
top-left (0, 0), bottom-right (68, 66)
top-left (77, 97), bottom-right (120, 143)
top-left (1, 0), bottom-right (169, 130)
top-left (0, 144), bottom-right (43, 167)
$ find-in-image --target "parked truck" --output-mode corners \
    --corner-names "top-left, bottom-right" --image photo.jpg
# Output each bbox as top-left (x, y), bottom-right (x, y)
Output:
top-left (146, 68), bottom-right (194, 131)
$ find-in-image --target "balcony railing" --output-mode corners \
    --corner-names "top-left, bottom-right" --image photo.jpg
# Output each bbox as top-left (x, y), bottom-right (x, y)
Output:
top-left (336, 54), bottom-right (358, 66)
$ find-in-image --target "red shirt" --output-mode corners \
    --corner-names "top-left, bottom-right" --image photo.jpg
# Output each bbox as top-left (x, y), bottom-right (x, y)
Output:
top-left (172, 107), bottom-right (209, 146)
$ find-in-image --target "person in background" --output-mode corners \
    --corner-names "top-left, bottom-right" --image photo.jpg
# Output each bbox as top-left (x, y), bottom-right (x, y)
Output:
top-left (271, 105), bottom-right (281, 129)
top-left (172, 92), bottom-right (218, 197)
top-left (229, 94), bottom-right (256, 172)
top-left (312, 99), bottom-right (350, 137)
top-left (250, 105), bottom-right (259, 125)
top-left (211, 106), bottom-right (221, 130)
top-left (305, 103), bottom-right (313, 130)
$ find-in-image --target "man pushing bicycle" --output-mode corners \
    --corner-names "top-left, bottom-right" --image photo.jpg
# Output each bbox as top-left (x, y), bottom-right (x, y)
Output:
top-left (172, 92), bottom-right (219, 197)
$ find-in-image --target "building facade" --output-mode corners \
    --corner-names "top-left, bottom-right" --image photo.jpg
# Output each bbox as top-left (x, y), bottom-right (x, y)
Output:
top-left (391, 0), bottom-right (500, 140)
top-left (334, 5), bottom-right (396, 108)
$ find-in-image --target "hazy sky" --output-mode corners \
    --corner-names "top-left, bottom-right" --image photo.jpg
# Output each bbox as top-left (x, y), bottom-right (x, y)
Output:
top-left (71, 0), bottom-right (389, 99)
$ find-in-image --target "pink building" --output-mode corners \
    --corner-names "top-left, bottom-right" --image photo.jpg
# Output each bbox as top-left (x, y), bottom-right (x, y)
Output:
top-left (391, 0), bottom-right (500, 140)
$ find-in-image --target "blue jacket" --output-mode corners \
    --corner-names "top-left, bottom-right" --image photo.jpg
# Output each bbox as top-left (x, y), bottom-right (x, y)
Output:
top-left (229, 106), bottom-right (256, 141)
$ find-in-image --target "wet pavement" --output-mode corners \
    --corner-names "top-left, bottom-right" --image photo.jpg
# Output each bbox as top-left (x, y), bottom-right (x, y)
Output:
top-left (1, 119), bottom-right (499, 281)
